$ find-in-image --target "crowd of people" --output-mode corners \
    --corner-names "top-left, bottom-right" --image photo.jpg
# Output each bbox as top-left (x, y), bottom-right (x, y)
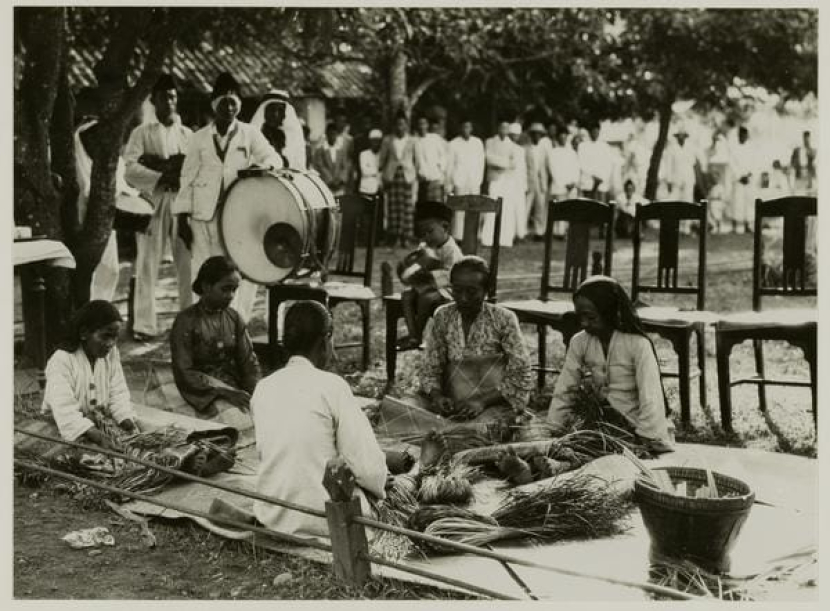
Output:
top-left (308, 115), bottom-right (818, 246)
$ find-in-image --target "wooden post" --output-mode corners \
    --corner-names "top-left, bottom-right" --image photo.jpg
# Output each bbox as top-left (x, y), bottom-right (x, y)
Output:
top-left (322, 458), bottom-right (371, 587)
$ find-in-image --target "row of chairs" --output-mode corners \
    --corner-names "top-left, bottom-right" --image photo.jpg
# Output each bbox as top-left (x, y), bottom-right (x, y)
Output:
top-left (265, 193), bottom-right (817, 434)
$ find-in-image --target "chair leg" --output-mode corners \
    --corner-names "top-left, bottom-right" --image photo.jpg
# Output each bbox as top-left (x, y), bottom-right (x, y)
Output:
top-left (537, 325), bottom-right (547, 390)
top-left (696, 325), bottom-right (708, 413)
top-left (671, 331), bottom-right (692, 426)
top-left (753, 339), bottom-right (767, 413)
top-left (715, 330), bottom-right (735, 434)
top-left (385, 306), bottom-right (398, 390)
top-left (360, 301), bottom-right (371, 371)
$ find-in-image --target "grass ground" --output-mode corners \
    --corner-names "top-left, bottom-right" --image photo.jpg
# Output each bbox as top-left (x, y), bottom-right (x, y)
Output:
top-left (13, 231), bottom-right (817, 599)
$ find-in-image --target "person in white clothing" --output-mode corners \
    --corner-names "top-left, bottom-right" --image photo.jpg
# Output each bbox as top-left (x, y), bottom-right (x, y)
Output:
top-left (482, 121), bottom-right (521, 247)
top-left (172, 72), bottom-right (283, 322)
top-left (789, 130), bottom-right (817, 195)
top-left (663, 127), bottom-right (699, 234)
top-left (578, 124), bottom-right (614, 202)
top-left (445, 119), bottom-right (485, 240)
top-left (524, 123), bottom-right (551, 241)
top-left (124, 74), bottom-right (193, 339)
top-left (414, 117), bottom-right (449, 203)
top-left (249, 88), bottom-right (307, 171)
top-left (729, 126), bottom-right (755, 234)
top-left (252, 301), bottom-right (388, 543)
top-left (358, 129), bottom-right (383, 197)
top-left (508, 123), bottom-right (528, 241)
top-left (547, 128), bottom-right (581, 238)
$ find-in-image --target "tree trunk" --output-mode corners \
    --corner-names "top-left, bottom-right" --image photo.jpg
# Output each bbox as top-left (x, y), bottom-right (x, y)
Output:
top-left (388, 47), bottom-right (409, 122)
top-left (645, 97), bottom-right (674, 201)
top-left (15, 8), bottom-right (73, 360)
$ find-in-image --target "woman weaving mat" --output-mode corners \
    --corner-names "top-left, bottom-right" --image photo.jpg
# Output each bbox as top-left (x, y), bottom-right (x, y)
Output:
top-left (375, 256), bottom-right (534, 444)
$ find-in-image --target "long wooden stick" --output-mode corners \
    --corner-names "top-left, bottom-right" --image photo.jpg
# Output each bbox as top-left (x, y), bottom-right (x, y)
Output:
top-left (15, 427), bottom-right (699, 600)
top-left (14, 459), bottom-right (516, 601)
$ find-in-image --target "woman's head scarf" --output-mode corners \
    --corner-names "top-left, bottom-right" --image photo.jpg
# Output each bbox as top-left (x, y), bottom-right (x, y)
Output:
top-left (573, 275), bottom-right (648, 337)
top-left (60, 300), bottom-right (123, 352)
top-left (250, 89), bottom-right (307, 171)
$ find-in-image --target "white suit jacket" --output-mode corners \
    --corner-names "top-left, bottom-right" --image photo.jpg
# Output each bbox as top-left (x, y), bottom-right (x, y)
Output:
top-left (172, 120), bottom-right (283, 221)
top-left (123, 120), bottom-right (193, 207)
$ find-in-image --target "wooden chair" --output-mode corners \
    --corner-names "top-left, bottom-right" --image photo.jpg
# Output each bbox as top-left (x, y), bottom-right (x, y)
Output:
top-left (266, 194), bottom-right (380, 370)
top-left (382, 195), bottom-right (503, 388)
top-left (500, 198), bottom-right (615, 388)
top-left (631, 200), bottom-right (719, 425)
top-left (714, 196), bottom-right (817, 433)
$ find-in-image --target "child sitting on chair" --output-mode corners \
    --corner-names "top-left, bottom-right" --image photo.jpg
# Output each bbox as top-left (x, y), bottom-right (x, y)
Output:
top-left (397, 201), bottom-right (463, 350)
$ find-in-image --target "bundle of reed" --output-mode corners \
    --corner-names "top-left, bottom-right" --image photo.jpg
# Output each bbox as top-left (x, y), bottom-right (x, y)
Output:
top-left (423, 517), bottom-right (527, 549)
top-left (491, 473), bottom-right (633, 540)
top-left (402, 420), bottom-right (508, 454)
top-left (408, 505), bottom-right (497, 533)
top-left (455, 440), bottom-right (556, 467)
top-left (417, 458), bottom-right (480, 505)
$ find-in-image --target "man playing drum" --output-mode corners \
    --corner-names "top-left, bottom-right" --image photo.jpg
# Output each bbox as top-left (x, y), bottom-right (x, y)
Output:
top-left (124, 74), bottom-right (194, 340)
top-left (173, 72), bottom-right (283, 323)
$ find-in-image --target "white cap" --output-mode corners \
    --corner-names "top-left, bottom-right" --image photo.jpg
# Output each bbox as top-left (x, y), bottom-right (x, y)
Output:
top-left (508, 122), bottom-right (522, 135)
top-left (369, 129), bottom-right (383, 139)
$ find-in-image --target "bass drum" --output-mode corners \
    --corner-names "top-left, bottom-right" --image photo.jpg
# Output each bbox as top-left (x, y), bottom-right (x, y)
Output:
top-left (219, 169), bottom-right (340, 285)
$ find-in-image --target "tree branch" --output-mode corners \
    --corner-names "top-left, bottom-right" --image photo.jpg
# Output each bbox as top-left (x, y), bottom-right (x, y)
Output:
top-left (408, 72), bottom-right (449, 109)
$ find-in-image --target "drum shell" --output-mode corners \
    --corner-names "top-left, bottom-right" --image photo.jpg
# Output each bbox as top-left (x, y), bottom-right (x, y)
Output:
top-left (219, 169), bottom-right (340, 285)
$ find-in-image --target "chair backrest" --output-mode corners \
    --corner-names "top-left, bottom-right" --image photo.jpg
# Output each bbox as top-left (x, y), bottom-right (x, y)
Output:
top-left (631, 200), bottom-right (708, 310)
top-left (752, 196), bottom-right (817, 310)
top-left (331, 194), bottom-right (379, 287)
top-left (445, 194), bottom-right (503, 301)
top-left (541, 198), bottom-right (615, 300)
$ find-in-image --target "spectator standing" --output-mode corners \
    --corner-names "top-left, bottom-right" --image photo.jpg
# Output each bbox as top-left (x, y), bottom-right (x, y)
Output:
top-left (729, 126), bottom-right (755, 234)
top-left (508, 123), bottom-right (529, 241)
top-left (311, 123), bottom-right (351, 197)
top-left (378, 113), bottom-right (418, 247)
top-left (790, 130), bottom-right (817, 195)
top-left (703, 131), bottom-right (731, 234)
top-left (414, 117), bottom-right (448, 203)
top-left (482, 121), bottom-right (521, 247)
top-left (446, 119), bottom-right (485, 240)
top-left (524, 123), bottom-right (551, 241)
top-left (578, 124), bottom-right (614, 202)
top-left (547, 127), bottom-right (581, 237)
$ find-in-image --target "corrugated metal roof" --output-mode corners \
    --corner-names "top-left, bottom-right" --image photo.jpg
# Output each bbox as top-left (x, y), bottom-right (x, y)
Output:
top-left (56, 37), bottom-right (375, 100)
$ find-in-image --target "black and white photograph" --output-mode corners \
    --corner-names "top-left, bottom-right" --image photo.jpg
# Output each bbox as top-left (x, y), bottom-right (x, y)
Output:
top-left (8, 1), bottom-right (821, 603)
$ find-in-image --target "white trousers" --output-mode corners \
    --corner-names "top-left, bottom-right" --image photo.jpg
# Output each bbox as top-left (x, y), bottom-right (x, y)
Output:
top-left (191, 216), bottom-right (260, 323)
top-left (449, 183), bottom-right (480, 241)
top-left (526, 184), bottom-right (547, 237)
top-left (133, 192), bottom-right (193, 336)
top-left (90, 232), bottom-right (119, 302)
top-left (482, 177), bottom-right (517, 247)
top-left (730, 182), bottom-right (755, 226)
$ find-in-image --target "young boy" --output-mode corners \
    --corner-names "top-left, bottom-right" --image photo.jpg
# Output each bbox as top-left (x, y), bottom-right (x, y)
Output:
top-left (397, 201), bottom-right (463, 349)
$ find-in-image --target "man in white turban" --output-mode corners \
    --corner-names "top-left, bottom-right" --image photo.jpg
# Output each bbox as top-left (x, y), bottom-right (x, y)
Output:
top-left (250, 88), bottom-right (307, 171)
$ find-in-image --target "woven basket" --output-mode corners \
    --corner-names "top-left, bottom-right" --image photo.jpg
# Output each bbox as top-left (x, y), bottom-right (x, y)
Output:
top-left (634, 466), bottom-right (755, 573)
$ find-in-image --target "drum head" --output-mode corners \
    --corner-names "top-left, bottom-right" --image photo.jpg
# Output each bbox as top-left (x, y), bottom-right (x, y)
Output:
top-left (289, 171), bottom-right (340, 267)
top-left (220, 174), bottom-right (308, 284)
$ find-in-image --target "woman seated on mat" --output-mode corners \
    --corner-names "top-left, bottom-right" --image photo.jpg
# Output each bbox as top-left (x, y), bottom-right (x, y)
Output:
top-left (547, 275), bottom-right (674, 452)
top-left (170, 256), bottom-right (261, 425)
top-left (420, 256), bottom-right (533, 422)
top-left (42, 300), bottom-right (234, 476)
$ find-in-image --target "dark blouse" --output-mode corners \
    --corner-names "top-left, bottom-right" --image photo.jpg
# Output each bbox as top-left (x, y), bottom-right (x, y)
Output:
top-left (170, 303), bottom-right (261, 411)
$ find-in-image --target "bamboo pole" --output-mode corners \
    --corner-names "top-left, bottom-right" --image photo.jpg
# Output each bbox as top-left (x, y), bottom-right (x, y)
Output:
top-left (15, 427), bottom-right (700, 600)
top-left (14, 459), bottom-right (517, 601)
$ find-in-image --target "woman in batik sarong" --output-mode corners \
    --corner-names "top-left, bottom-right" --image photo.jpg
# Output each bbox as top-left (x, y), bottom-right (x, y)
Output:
top-left (420, 256), bottom-right (533, 423)
top-left (170, 256), bottom-right (261, 423)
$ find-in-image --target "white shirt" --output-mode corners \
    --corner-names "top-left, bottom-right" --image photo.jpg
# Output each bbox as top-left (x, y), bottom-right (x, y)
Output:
top-left (485, 136), bottom-right (519, 183)
top-left (447, 136), bottom-right (485, 192)
top-left (210, 119), bottom-right (239, 151)
top-left (358, 148), bottom-right (381, 195)
top-left (252, 356), bottom-right (388, 542)
top-left (414, 132), bottom-right (448, 182)
top-left (664, 142), bottom-right (698, 187)
top-left (41, 347), bottom-right (136, 442)
top-left (547, 146), bottom-right (581, 196)
top-left (547, 331), bottom-right (672, 449)
top-left (577, 139), bottom-right (614, 192)
top-left (392, 136), bottom-right (407, 160)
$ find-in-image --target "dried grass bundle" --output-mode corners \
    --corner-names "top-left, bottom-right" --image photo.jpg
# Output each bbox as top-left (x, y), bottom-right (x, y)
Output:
top-left (423, 517), bottom-right (526, 549)
top-left (408, 505), bottom-right (497, 533)
top-left (417, 458), bottom-right (481, 505)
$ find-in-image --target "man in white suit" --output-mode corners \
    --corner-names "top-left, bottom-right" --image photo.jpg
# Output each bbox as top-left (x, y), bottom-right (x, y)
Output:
top-left (445, 119), bottom-right (485, 240)
top-left (524, 123), bottom-right (551, 241)
top-left (124, 74), bottom-right (193, 340)
top-left (173, 72), bottom-right (283, 322)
